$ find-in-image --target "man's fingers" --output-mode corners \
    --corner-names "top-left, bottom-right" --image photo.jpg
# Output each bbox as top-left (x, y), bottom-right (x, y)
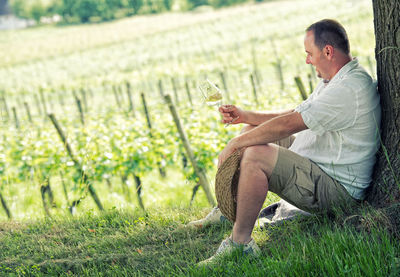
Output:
top-left (220, 105), bottom-right (239, 125)
top-left (220, 105), bottom-right (235, 112)
top-left (222, 116), bottom-right (233, 123)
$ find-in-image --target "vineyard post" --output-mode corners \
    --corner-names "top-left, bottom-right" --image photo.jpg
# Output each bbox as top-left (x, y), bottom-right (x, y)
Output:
top-left (141, 92), bottom-right (152, 129)
top-left (184, 78), bottom-right (193, 107)
top-left (190, 184), bottom-right (200, 206)
top-left (1, 95), bottom-right (10, 120)
top-left (0, 191), bottom-right (12, 219)
top-left (69, 199), bottom-right (81, 215)
top-left (12, 107), bottom-right (19, 129)
top-left (48, 113), bottom-right (104, 211)
top-left (294, 76), bottom-right (308, 101)
top-left (307, 73), bottom-right (314, 94)
top-left (140, 92), bottom-right (166, 178)
top-left (74, 95), bottom-right (85, 126)
top-left (40, 178), bottom-right (56, 217)
top-left (24, 102), bottom-right (33, 123)
top-left (171, 77), bottom-right (179, 106)
top-left (126, 81), bottom-right (135, 115)
top-left (250, 73), bottom-right (259, 106)
top-left (133, 175), bottom-right (145, 210)
top-left (163, 94), bottom-right (216, 206)
top-left (219, 71), bottom-right (231, 103)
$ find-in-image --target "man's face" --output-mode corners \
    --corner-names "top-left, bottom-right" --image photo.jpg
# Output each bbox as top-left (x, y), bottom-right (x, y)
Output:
top-left (304, 31), bottom-right (329, 80)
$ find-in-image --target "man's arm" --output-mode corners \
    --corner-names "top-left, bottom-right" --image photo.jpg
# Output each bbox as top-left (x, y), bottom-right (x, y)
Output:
top-left (217, 111), bottom-right (307, 167)
top-left (219, 105), bottom-right (294, 126)
top-left (230, 111), bottom-right (307, 149)
top-left (243, 109), bottom-right (295, 126)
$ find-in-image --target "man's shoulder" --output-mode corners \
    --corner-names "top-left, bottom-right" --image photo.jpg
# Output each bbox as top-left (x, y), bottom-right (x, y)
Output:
top-left (339, 66), bottom-right (375, 92)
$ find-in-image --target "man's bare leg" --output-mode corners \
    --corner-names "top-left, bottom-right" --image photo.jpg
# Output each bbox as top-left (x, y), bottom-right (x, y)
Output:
top-left (188, 125), bottom-right (286, 230)
top-left (232, 144), bottom-right (279, 244)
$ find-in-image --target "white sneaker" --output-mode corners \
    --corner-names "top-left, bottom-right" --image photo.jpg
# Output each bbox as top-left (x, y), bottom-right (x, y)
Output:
top-left (187, 207), bottom-right (228, 229)
top-left (198, 236), bottom-right (261, 266)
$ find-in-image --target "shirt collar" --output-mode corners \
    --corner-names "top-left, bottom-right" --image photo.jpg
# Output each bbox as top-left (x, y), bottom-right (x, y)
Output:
top-left (328, 57), bottom-right (359, 84)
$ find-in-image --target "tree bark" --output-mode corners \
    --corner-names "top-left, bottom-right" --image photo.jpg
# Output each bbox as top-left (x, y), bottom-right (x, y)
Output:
top-left (366, 0), bottom-right (400, 207)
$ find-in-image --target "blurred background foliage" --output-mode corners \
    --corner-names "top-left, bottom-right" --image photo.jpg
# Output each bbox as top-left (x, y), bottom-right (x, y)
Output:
top-left (9, 0), bottom-right (263, 24)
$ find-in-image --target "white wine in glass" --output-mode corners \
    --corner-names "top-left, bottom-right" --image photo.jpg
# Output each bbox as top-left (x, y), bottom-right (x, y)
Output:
top-left (199, 79), bottom-right (238, 127)
top-left (198, 79), bottom-right (223, 106)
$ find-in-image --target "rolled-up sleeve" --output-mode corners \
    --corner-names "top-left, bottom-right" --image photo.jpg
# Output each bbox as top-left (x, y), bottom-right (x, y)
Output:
top-left (295, 85), bottom-right (357, 136)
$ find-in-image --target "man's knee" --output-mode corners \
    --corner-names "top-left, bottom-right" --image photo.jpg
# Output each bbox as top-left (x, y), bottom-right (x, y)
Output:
top-left (241, 144), bottom-right (279, 177)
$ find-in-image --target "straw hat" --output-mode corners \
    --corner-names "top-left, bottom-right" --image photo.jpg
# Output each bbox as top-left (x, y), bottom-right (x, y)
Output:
top-left (215, 149), bottom-right (243, 223)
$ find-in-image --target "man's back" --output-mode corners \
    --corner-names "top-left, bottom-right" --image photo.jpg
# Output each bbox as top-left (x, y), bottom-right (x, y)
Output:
top-left (290, 58), bottom-right (381, 200)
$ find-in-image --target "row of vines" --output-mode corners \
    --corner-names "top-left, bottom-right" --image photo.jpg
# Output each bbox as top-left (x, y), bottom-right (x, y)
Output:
top-left (0, 0), bottom-right (376, 219)
top-left (0, 77), bottom-right (238, 218)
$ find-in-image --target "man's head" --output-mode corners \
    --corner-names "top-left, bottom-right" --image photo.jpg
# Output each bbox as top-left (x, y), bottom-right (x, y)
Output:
top-left (304, 19), bottom-right (351, 81)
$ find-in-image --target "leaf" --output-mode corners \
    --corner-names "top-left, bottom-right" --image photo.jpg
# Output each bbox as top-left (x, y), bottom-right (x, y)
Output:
top-left (137, 249), bottom-right (143, 254)
top-left (88, 228), bottom-right (96, 233)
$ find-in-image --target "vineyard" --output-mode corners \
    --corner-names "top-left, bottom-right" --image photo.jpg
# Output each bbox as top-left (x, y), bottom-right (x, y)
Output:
top-left (0, 0), bottom-right (376, 220)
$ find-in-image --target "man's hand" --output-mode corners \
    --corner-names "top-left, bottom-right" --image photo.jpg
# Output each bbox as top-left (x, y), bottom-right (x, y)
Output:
top-left (219, 105), bottom-right (246, 125)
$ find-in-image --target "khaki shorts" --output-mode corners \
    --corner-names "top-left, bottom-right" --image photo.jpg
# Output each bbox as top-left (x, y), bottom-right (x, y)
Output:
top-left (268, 145), bottom-right (359, 215)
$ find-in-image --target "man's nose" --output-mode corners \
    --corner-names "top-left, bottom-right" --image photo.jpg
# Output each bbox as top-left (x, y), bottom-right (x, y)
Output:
top-left (306, 57), bottom-right (311, 64)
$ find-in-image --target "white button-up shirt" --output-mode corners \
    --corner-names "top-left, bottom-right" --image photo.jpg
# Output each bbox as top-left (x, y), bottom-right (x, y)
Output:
top-left (290, 58), bottom-right (381, 200)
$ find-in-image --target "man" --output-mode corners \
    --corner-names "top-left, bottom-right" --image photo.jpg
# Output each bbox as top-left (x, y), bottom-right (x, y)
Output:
top-left (194, 19), bottom-right (381, 264)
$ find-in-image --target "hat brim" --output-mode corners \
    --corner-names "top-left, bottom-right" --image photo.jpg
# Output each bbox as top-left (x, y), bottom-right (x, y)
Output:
top-left (215, 149), bottom-right (242, 223)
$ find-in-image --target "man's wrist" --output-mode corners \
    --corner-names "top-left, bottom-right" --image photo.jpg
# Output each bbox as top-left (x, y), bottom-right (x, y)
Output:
top-left (229, 137), bottom-right (241, 151)
top-left (241, 110), bottom-right (250, 124)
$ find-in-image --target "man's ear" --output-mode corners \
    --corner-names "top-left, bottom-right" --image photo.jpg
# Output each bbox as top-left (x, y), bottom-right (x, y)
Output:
top-left (324, 45), bottom-right (334, 60)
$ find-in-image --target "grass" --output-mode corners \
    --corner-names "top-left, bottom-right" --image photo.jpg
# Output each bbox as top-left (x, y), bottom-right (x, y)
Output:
top-left (0, 207), bottom-right (399, 276)
top-left (0, 1), bottom-right (395, 275)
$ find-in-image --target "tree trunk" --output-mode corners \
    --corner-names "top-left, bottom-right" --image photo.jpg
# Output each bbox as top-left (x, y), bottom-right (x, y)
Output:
top-left (366, 0), bottom-right (400, 207)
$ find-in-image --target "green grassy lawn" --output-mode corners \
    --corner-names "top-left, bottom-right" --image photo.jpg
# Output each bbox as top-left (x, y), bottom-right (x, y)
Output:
top-left (0, 208), bottom-right (399, 276)
top-left (1, 0), bottom-right (397, 275)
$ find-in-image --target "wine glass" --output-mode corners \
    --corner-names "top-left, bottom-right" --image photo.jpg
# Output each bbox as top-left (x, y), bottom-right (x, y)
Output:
top-left (198, 79), bottom-right (223, 106)
top-left (198, 79), bottom-right (238, 127)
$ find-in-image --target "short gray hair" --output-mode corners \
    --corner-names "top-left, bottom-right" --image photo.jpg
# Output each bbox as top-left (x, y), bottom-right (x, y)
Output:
top-left (306, 19), bottom-right (350, 55)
